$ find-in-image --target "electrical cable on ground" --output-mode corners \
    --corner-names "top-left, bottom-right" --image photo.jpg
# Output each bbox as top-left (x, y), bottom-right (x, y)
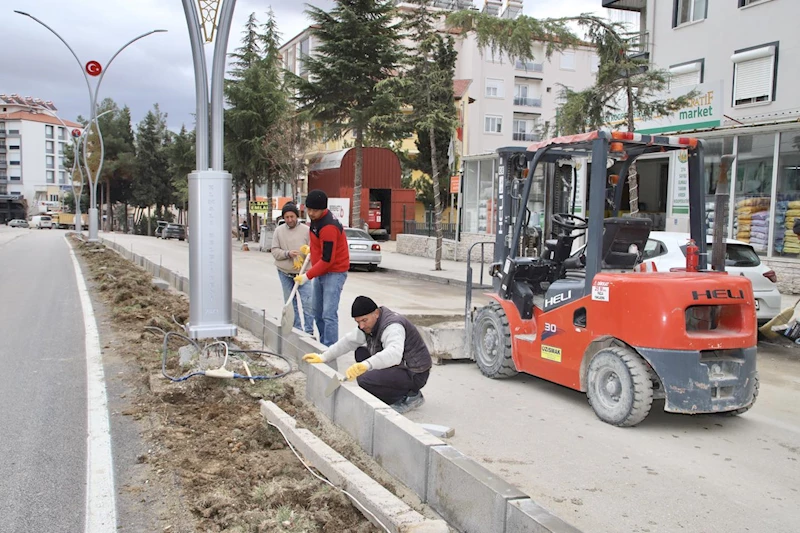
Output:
top-left (144, 326), bottom-right (293, 382)
top-left (266, 420), bottom-right (391, 533)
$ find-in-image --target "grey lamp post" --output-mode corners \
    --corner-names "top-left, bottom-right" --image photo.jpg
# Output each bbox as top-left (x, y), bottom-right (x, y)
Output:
top-left (31, 107), bottom-right (113, 233)
top-left (179, 0), bottom-right (238, 339)
top-left (14, 10), bottom-right (166, 242)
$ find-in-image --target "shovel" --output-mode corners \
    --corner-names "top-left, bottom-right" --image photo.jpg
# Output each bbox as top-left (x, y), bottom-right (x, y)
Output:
top-left (281, 253), bottom-right (311, 339)
top-left (324, 375), bottom-right (349, 398)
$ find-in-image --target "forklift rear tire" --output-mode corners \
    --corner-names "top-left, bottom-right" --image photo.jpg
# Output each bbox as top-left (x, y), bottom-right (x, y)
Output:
top-left (720, 374), bottom-right (759, 416)
top-left (586, 346), bottom-right (653, 427)
top-left (473, 302), bottom-right (518, 379)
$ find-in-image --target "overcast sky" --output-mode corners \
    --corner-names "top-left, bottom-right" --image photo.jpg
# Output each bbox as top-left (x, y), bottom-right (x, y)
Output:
top-left (1, 0), bottom-right (632, 131)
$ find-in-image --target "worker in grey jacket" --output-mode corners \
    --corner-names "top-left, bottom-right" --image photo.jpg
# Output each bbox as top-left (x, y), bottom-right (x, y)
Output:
top-left (271, 202), bottom-right (314, 334)
top-left (303, 296), bottom-right (432, 414)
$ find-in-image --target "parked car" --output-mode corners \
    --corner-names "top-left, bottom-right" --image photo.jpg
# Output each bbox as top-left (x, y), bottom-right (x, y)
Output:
top-left (30, 215), bottom-right (53, 229)
top-left (162, 223), bottom-right (186, 241)
top-left (345, 227), bottom-right (381, 271)
top-left (8, 219), bottom-right (29, 228)
top-left (155, 220), bottom-right (168, 238)
top-left (572, 230), bottom-right (780, 324)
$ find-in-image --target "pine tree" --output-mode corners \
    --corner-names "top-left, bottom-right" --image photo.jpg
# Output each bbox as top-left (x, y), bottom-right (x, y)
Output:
top-left (556, 20), bottom-right (696, 215)
top-left (294, 0), bottom-right (404, 227)
top-left (225, 10), bottom-right (289, 236)
top-left (133, 105), bottom-right (172, 234)
top-left (401, 0), bottom-right (459, 270)
top-left (167, 125), bottom-right (196, 223)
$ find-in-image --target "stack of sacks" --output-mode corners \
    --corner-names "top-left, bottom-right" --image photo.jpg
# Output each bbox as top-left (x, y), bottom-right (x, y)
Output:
top-left (749, 211), bottom-right (769, 252)
top-left (736, 197), bottom-right (771, 243)
top-left (775, 200), bottom-right (788, 253)
top-left (783, 199), bottom-right (800, 255)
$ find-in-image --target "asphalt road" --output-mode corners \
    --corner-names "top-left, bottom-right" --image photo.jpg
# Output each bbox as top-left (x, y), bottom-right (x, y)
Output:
top-left (65, 231), bottom-right (800, 532)
top-left (0, 228), bottom-right (86, 533)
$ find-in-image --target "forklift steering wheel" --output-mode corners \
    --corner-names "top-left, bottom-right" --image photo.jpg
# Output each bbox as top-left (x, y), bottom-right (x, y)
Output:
top-left (551, 213), bottom-right (588, 232)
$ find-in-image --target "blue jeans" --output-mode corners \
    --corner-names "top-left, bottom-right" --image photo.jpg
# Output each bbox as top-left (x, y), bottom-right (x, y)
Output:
top-left (277, 269), bottom-right (315, 334)
top-left (312, 271), bottom-right (347, 346)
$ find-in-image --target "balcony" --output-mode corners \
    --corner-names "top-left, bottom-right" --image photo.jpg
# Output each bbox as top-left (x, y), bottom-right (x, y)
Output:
top-left (513, 96), bottom-right (542, 108)
top-left (514, 60), bottom-right (544, 74)
top-left (602, 0), bottom-right (645, 11)
top-left (513, 132), bottom-right (538, 142)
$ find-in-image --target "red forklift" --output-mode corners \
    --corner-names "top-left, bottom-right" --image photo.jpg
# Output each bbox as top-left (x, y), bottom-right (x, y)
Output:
top-left (466, 131), bottom-right (758, 427)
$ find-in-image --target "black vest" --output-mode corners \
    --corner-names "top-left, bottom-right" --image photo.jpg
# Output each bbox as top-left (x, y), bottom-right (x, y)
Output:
top-left (366, 307), bottom-right (432, 374)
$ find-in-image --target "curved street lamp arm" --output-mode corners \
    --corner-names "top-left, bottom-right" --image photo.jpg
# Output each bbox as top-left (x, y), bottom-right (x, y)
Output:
top-left (14, 11), bottom-right (94, 102)
top-left (93, 29), bottom-right (166, 182)
top-left (210, 0), bottom-right (236, 171)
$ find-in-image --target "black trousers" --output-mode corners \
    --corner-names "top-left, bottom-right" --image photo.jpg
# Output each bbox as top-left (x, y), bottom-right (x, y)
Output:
top-left (354, 347), bottom-right (429, 405)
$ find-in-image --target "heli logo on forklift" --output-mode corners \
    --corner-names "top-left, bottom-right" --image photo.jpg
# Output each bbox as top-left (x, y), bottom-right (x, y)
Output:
top-left (545, 290), bottom-right (572, 309)
top-left (691, 289), bottom-right (746, 301)
top-left (541, 345), bottom-right (562, 362)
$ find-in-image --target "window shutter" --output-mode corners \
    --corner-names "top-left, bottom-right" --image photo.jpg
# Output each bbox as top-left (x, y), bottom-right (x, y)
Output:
top-left (732, 46), bottom-right (775, 105)
top-left (670, 68), bottom-right (701, 89)
top-left (734, 56), bottom-right (772, 103)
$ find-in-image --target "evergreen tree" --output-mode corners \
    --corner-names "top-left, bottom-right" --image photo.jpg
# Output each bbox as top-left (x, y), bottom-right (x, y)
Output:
top-left (225, 10), bottom-right (289, 236)
top-left (294, 0), bottom-right (404, 227)
top-left (401, 0), bottom-right (459, 270)
top-left (133, 104), bottom-right (172, 234)
top-left (555, 20), bottom-right (696, 215)
top-left (167, 125), bottom-right (195, 223)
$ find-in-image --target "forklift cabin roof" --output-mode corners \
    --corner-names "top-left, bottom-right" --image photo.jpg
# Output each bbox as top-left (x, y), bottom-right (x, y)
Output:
top-left (525, 130), bottom-right (699, 162)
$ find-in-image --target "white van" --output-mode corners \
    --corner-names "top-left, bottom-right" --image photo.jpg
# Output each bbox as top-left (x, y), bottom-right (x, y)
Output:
top-left (30, 215), bottom-right (53, 229)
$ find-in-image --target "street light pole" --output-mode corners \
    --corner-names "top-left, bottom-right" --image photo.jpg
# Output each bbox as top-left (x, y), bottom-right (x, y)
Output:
top-left (14, 10), bottom-right (166, 242)
top-left (180, 0), bottom-right (238, 339)
top-left (30, 107), bottom-right (113, 233)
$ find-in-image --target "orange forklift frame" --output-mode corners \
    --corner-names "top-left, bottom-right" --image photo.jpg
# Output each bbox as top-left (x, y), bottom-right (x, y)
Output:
top-left (466, 130), bottom-right (758, 427)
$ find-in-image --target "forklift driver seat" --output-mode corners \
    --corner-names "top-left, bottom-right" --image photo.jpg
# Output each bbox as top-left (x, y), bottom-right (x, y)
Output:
top-left (601, 217), bottom-right (652, 269)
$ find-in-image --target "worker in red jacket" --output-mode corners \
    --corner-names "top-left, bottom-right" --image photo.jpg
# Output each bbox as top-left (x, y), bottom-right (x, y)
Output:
top-left (295, 190), bottom-right (350, 346)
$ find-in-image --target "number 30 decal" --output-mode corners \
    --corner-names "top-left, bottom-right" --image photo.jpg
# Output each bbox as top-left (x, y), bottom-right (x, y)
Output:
top-left (544, 323), bottom-right (557, 333)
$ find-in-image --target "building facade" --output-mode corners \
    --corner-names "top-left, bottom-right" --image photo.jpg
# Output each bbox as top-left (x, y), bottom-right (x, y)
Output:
top-left (0, 95), bottom-right (82, 219)
top-left (604, 0), bottom-right (800, 288)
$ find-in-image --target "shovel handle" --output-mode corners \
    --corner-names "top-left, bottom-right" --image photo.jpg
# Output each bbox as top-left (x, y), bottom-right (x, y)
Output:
top-left (286, 252), bottom-right (312, 305)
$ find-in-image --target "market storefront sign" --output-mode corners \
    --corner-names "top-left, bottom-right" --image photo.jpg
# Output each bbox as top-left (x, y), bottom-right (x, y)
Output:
top-left (608, 81), bottom-right (723, 135)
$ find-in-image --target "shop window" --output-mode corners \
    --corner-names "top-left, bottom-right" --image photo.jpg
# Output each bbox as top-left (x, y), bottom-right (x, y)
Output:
top-left (732, 44), bottom-right (777, 106)
top-left (773, 130), bottom-right (800, 257)
top-left (669, 59), bottom-right (703, 89)
top-left (461, 158), bottom-right (496, 234)
top-left (733, 133), bottom-right (775, 256)
top-left (673, 0), bottom-right (707, 27)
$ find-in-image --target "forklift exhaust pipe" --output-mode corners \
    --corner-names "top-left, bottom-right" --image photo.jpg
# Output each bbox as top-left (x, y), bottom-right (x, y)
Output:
top-left (710, 154), bottom-right (735, 272)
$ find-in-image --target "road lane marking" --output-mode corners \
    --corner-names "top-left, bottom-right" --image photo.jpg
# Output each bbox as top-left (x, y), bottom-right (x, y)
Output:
top-left (68, 239), bottom-right (117, 533)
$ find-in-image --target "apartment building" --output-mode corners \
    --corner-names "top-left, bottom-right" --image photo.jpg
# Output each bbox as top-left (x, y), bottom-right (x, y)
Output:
top-left (604, 0), bottom-right (800, 279)
top-left (279, 0), bottom-right (597, 232)
top-left (0, 94), bottom-right (82, 219)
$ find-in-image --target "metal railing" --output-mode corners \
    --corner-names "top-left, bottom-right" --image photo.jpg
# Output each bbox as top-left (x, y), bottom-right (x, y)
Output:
top-left (513, 97), bottom-right (542, 107)
top-left (514, 60), bottom-right (544, 72)
top-left (403, 219), bottom-right (457, 240)
top-left (512, 132), bottom-right (538, 141)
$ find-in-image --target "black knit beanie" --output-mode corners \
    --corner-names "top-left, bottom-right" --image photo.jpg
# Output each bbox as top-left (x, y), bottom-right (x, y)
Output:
top-left (281, 202), bottom-right (300, 217)
top-left (305, 189), bottom-right (328, 210)
top-left (351, 296), bottom-right (378, 317)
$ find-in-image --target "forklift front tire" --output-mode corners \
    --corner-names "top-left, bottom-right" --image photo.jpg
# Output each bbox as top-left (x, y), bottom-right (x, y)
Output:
top-left (586, 346), bottom-right (654, 427)
top-left (473, 302), bottom-right (518, 379)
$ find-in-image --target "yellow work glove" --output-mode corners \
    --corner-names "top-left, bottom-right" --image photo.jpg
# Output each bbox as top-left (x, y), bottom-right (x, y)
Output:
top-left (300, 244), bottom-right (310, 255)
top-left (292, 256), bottom-right (304, 271)
top-left (346, 362), bottom-right (369, 381)
top-left (302, 353), bottom-right (323, 364)
top-left (294, 273), bottom-right (308, 286)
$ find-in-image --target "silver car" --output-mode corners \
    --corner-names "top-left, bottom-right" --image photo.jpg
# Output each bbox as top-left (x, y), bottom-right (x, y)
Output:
top-left (345, 228), bottom-right (382, 271)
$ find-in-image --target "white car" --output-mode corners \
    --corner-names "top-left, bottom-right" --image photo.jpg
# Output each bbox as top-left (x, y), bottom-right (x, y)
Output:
top-left (641, 232), bottom-right (780, 324)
